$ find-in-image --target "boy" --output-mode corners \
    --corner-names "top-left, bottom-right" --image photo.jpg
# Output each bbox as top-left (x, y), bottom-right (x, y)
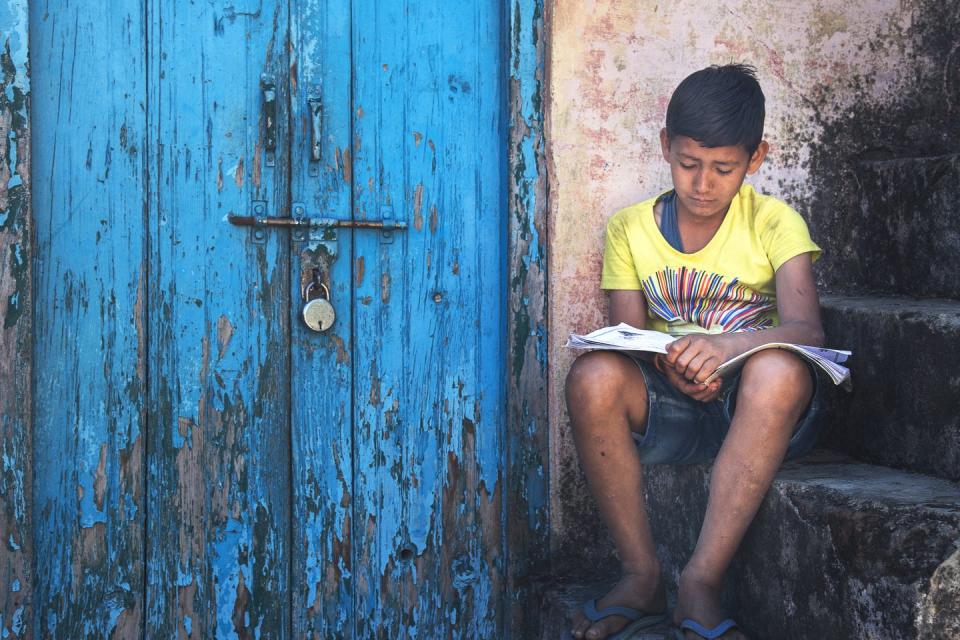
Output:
top-left (565, 64), bottom-right (824, 640)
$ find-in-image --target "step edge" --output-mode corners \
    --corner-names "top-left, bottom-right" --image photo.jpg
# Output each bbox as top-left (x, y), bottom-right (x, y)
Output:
top-left (821, 294), bottom-right (960, 317)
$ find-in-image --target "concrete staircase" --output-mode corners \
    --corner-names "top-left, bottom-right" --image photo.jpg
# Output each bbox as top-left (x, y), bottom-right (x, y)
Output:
top-left (538, 452), bottom-right (960, 639)
top-left (536, 170), bottom-right (960, 638)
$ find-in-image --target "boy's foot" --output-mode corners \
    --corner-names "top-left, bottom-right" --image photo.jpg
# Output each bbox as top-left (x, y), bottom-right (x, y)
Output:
top-left (673, 574), bottom-right (747, 640)
top-left (570, 572), bottom-right (666, 640)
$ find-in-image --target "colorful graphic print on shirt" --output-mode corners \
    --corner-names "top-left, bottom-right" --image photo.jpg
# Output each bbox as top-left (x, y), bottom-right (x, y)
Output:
top-left (641, 266), bottom-right (775, 332)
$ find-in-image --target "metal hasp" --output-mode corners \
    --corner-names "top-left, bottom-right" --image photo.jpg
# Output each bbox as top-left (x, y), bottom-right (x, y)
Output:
top-left (308, 95), bottom-right (323, 162)
top-left (260, 74), bottom-right (277, 167)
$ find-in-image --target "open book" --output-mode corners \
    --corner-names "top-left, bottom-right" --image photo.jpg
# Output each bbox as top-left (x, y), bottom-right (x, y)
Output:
top-left (566, 323), bottom-right (852, 390)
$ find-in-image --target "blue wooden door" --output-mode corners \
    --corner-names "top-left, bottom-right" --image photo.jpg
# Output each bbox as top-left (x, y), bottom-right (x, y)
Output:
top-left (30, 1), bottom-right (506, 638)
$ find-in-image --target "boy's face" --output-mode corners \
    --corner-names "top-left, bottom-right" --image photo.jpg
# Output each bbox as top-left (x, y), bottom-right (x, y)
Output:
top-left (659, 129), bottom-right (768, 222)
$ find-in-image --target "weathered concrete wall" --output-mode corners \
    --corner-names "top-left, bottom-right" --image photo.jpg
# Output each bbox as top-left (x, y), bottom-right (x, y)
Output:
top-left (547, 1), bottom-right (959, 564)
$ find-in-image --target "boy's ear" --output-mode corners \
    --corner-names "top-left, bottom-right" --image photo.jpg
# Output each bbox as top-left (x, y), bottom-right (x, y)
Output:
top-left (746, 140), bottom-right (769, 174)
top-left (659, 128), bottom-right (671, 162)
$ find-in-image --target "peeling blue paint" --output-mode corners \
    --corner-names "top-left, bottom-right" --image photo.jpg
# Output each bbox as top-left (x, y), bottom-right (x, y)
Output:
top-left (535, 320), bottom-right (548, 368)
top-left (0, 2), bottom-right (27, 76)
top-left (78, 485), bottom-right (107, 528)
top-left (211, 517), bottom-right (252, 638)
top-left (505, 1), bottom-right (550, 635)
top-left (11, 607), bottom-right (22, 637)
top-left (5, 128), bottom-right (18, 193)
top-left (176, 569), bottom-right (193, 588)
top-left (1, 442), bottom-right (25, 523)
top-left (106, 599), bottom-right (125, 635)
top-left (124, 493), bottom-right (137, 520)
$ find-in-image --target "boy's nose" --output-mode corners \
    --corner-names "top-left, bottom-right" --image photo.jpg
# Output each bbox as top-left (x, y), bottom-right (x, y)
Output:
top-left (693, 170), bottom-right (709, 193)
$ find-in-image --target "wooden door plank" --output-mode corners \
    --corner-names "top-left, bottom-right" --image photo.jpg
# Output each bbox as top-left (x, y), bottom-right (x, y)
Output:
top-left (0, 3), bottom-right (33, 637)
top-left (351, 2), bottom-right (507, 636)
top-left (399, 3), bottom-right (507, 636)
top-left (505, 1), bottom-right (550, 636)
top-left (350, 3), bottom-right (409, 636)
top-left (288, 1), bottom-right (355, 637)
top-left (145, 2), bottom-right (291, 637)
top-left (29, 3), bottom-right (147, 637)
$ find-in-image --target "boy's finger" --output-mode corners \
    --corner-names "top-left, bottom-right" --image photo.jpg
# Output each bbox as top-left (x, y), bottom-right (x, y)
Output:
top-left (692, 357), bottom-right (720, 383)
top-left (680, 377), bottom-right (706, 395)
top-left (684, 352), bottom-right (711, 380)
top-left (691, 378), bottom-right (721, 400)
top-left (653, 354), bottom-right (666, 373)
top-left (673, 347), bottom-right (697, 372)
top-left (695, 382), bottom-right (722, 402)
top-left (691, 387), bottom-right (714, 402)
top-left (663, 365), bottom-right (696, 394)
top-left (664, 336), bottom-right (689, 364)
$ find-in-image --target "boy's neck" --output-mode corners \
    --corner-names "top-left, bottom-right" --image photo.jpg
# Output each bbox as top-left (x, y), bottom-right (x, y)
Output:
top-left (676, 202), bottom-right (731, 226)
top-left (675, 200), bottom-right (732, 252)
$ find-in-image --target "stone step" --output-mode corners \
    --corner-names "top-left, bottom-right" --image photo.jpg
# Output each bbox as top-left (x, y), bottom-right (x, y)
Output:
top-left (539, 453), bottom-right (960, 639)
top-left (819, 294), bottom-right (960, 481)
top-left (814, 153), bottom-right (960, 298)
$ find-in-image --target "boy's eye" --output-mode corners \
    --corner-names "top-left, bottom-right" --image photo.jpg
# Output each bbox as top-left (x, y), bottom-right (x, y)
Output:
top-left (680, 163), bottom-right (696, 170)
top-left (716, 168), bottom-right (733, 176)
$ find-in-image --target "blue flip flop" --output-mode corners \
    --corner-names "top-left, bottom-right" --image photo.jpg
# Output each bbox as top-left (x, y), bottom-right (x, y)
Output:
top-left (580, 599), bottom-right (668, 639)
top-left (672, 617), bottom-right (739, 639)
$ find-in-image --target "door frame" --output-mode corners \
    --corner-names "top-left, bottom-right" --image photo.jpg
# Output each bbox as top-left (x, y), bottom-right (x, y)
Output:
top-left (0, 0), bottom-right (549, 637)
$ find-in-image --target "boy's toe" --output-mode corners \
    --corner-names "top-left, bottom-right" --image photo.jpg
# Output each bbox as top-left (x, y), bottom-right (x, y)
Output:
top-left (584, 616), bottom-right (627, 640)
top-left (569, 612), bottom-right (590, 639)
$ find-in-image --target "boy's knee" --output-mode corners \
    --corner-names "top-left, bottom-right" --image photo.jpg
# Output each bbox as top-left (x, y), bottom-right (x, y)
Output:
top-left (566, 352), bottom-right (651, 437)
top-left (567, 351), bottom-right (624, 395)
top-left (739, 350), bottom-right (812, 410)
top-left (565, 351), bottom-right (641, 407)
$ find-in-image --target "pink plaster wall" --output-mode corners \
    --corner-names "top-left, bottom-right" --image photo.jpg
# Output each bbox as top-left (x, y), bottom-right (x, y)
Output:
top-left (546, 0), bottom-right (927, 561)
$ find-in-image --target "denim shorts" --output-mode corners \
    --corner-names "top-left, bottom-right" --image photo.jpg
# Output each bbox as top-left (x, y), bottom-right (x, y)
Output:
top-left (628, 356), bottom-right (824, 464)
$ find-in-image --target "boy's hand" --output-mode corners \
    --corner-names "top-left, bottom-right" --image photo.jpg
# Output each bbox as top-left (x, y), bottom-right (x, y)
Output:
top-left (664, 334), bottom-right (737, 384)
top-left (654, 354), bottom-right (723, 402)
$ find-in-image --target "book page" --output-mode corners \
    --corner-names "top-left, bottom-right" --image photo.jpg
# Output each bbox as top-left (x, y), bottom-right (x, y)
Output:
top-left (568, 325), bottom-right (852, 390)
top-left (566, 323), bottom-right (675, 354)
top-left (706, 343), bottom-right (852, 389)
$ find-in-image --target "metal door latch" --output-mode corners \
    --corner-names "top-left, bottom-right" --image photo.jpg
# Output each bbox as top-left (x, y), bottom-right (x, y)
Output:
top-left (229, 202), bottom-right (407, 247)
top-left (229, 214), bottom-right (408, 231)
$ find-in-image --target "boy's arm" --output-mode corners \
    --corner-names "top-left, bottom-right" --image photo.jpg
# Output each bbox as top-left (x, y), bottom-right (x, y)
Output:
top-left (608, 289), bottom-right (648, 328)
top-left (665, 252), bottom-right (824, 384)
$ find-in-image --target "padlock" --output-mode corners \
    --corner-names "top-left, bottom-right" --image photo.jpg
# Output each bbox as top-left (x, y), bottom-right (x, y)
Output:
top-left (302, 282), bottom-right (336, 332)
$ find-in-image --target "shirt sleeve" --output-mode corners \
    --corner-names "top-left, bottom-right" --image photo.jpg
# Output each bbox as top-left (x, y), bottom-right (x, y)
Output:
top-left (757, 202), bottom-right (822, 271)
top-left (600, 212), bottom-right (643, 290)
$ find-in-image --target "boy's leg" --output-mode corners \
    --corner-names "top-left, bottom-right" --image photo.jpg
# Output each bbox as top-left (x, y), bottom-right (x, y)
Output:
top-left (565, 351), bottom-right (666, 640)
top-left (675, 350), bottom-right (813, 639)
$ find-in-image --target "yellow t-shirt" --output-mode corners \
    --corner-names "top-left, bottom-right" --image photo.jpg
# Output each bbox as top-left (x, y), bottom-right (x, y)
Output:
top-left (601, 184), bottom-right (821, 335)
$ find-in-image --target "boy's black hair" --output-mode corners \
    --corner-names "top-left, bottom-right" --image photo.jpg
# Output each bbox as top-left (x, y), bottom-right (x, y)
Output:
top-left (665, 63), bottom-right (765, 155)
